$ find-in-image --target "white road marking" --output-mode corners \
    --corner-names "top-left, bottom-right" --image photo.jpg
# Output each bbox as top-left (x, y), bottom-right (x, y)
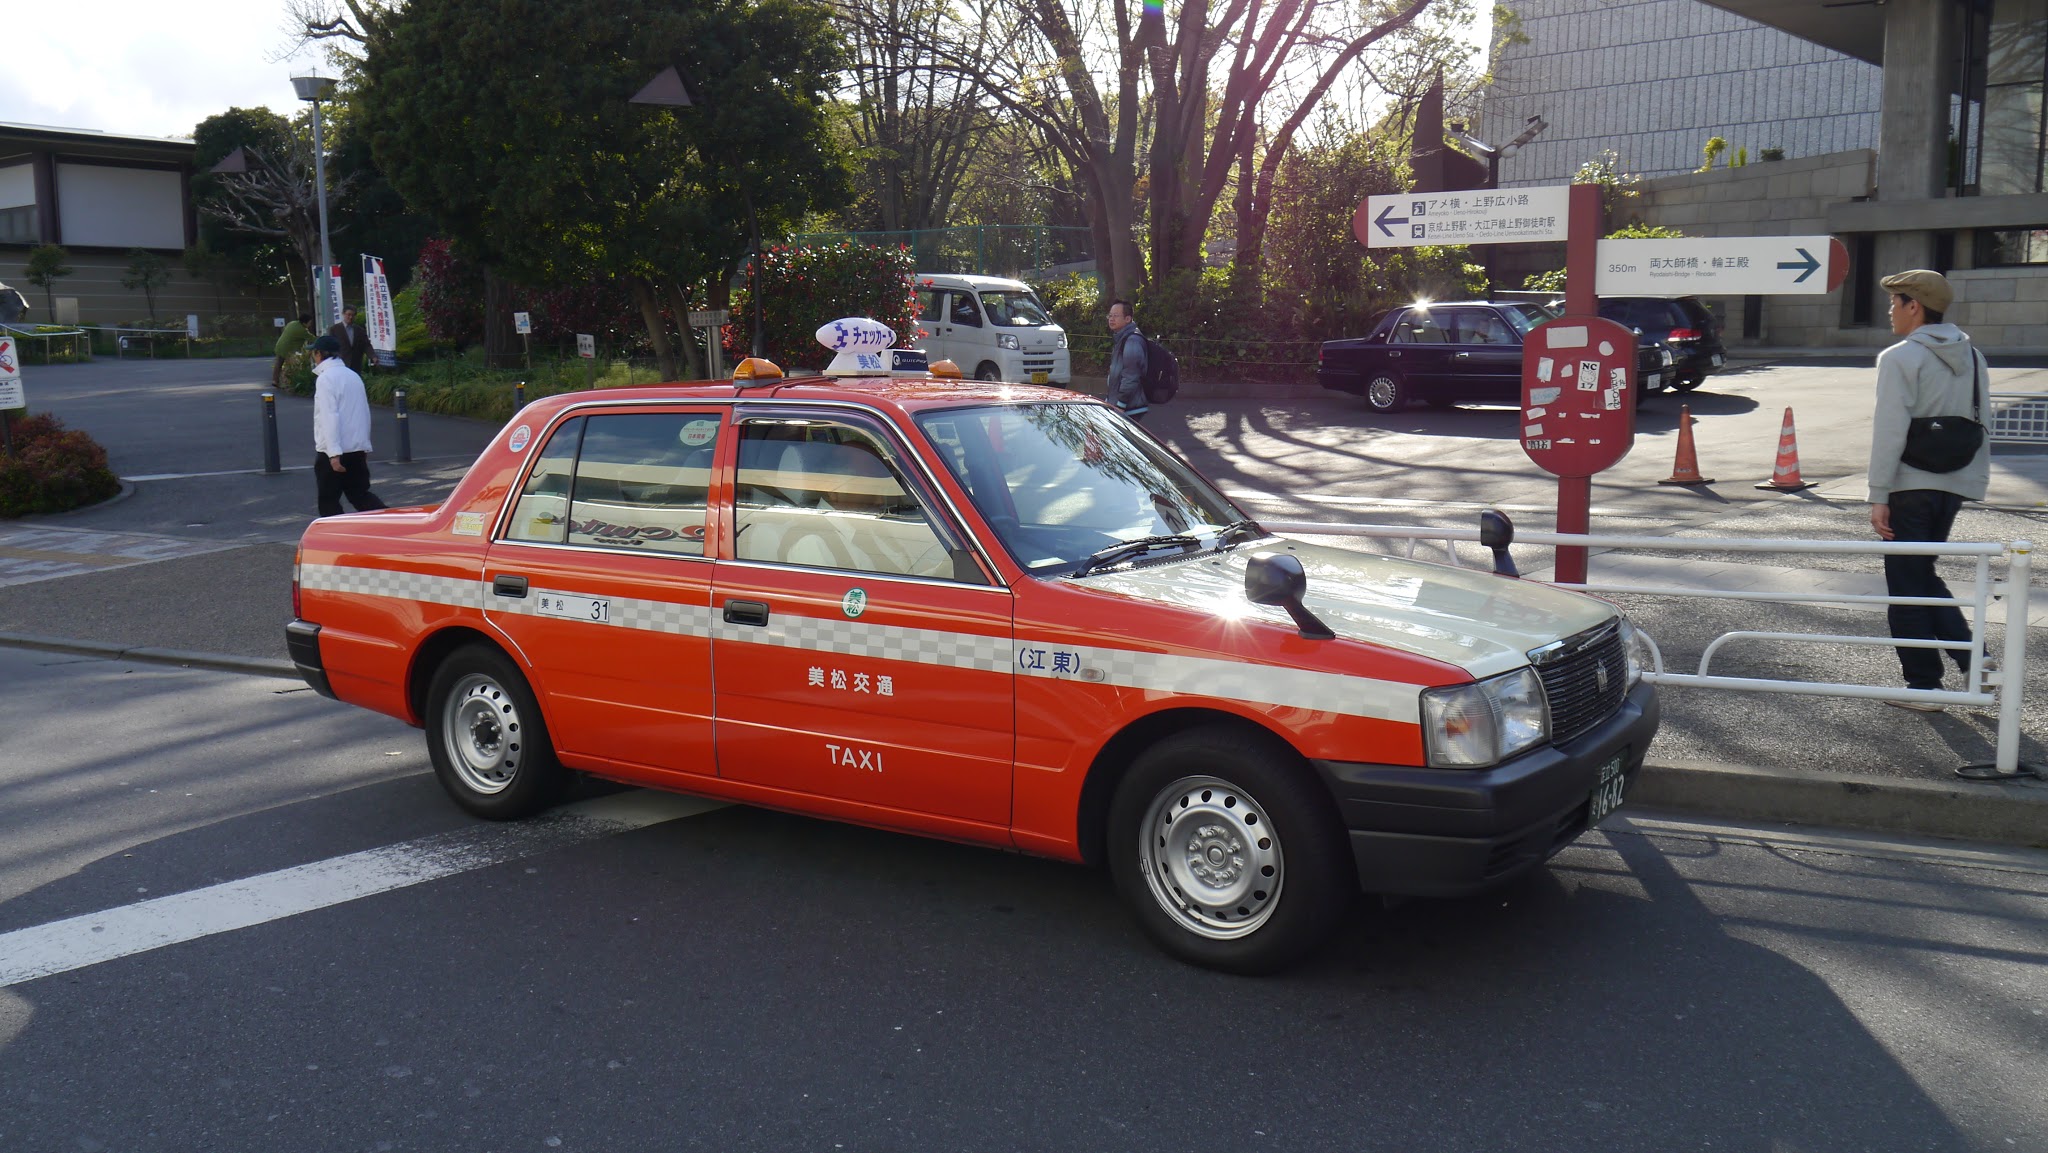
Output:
top-left (0, 791), bottom-right (724, 988)
top-left (1224, 490), bottom-right (1644, 517)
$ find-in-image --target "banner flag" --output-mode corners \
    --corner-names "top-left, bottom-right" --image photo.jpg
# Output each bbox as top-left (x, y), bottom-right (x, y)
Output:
top-left (362, 255), bottom-right (399, 368)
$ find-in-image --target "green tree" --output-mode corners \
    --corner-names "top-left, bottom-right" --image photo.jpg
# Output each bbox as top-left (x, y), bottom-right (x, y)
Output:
top-left (121, 250), bottom-right (171, 319)
top-left (22, 246), bottom-right (73, 321)
top-left (356, 0), bottom-right (851, 378)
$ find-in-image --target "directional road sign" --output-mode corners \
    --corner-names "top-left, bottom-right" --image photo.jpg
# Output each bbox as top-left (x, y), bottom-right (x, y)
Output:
top-left (1595, 235), bottom-right (1849, 295)
top-left (1355, 185), bottom-right (1572, 249)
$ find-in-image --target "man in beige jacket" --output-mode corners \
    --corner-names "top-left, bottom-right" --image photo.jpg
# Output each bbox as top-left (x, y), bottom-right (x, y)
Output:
top-left (1867, 269), bottom-right (1991, 709)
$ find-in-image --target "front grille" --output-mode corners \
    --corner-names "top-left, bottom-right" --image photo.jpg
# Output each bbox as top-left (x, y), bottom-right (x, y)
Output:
top-left (1022, 354), bottom-right (1057, 370)
top-left (1533, 621), bottom-right (1628, 745)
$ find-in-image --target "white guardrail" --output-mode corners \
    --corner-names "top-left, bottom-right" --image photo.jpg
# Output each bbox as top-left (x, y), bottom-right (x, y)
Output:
top-left (1989, 392), bottom-right (2048, 444)
top-left (1266, 520), bottom-right (2038, 780)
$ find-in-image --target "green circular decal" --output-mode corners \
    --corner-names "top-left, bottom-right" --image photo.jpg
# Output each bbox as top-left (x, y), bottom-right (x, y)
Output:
top-left (842, 588), bottom-right (868, 618)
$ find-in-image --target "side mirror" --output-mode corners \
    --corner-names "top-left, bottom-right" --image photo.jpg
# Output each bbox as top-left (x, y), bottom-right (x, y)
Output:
top-left (0, 283), bottom-right (26, 324)
top-left (1480, 508), bottom-right (1519, 578)
top-left (1245, 551), bottom-right (1336, 641)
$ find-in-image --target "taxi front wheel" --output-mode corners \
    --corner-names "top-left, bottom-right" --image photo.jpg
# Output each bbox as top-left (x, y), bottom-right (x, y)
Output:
top-left (425, 645), bottom-right (567, 820)
top-left (1108, 727), bottom-right (1354, 974)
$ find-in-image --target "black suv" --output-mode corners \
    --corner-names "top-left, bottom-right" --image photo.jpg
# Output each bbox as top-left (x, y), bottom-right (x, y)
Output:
top-left (1317, 300), bottom-right (1674, 413)
top-left (1597, 296), bottom-right (1727, 391)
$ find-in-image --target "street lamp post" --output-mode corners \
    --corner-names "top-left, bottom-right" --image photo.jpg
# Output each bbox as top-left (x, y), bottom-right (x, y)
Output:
top-left (630, 65), bottom-right (766, 361)
top-left (292, 73), bottom-right (339, 331)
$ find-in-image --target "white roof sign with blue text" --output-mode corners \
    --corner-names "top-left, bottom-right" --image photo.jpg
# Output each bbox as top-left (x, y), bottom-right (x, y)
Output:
top-left (1358, 185), bottom-right (1572, 249)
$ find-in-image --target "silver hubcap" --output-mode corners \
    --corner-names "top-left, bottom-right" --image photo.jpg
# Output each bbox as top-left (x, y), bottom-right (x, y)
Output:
top-left (1138, 775), bottom-right (1283, 940)
top-left (441, 673), bottom-right (522, 795)
top-left (1368, 376), bottom-right (1399, 409)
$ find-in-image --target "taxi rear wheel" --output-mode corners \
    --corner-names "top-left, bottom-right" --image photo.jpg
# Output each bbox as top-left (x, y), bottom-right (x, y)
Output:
top-left (1108, 726), bottom-right (1353, 974)
top-left (425, 645), bottom-right (566, 820)
top-left (1364, 372), bottom-right (1407, 414)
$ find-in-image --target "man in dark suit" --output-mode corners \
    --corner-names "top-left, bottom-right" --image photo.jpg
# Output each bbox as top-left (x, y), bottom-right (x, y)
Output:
top-left (329, 306), bottom-right (372, 373)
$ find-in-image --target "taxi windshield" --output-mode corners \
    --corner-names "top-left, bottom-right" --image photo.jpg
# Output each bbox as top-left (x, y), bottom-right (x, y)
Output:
top-left (979, 291), bottom-right (1053, 327)
top-left (916, 403), bottom-right (1253, 575)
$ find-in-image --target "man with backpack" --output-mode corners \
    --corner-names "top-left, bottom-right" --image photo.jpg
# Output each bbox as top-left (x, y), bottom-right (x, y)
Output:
top-left (1106, 300), bottom-right (1150, 423)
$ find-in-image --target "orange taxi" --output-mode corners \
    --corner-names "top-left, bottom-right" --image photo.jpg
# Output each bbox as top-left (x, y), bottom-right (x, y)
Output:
top-left (287, 327), bottom-right (1660, 973)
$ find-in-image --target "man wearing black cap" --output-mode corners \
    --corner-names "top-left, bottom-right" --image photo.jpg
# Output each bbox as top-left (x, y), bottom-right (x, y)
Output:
top-left (1868, 268), bottom-right (1990, 710)
top-left (310, 333), bottom-right (387, 517)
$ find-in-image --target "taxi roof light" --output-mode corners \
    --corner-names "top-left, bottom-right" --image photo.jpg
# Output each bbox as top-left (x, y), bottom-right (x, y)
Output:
top-left (733, 357), bottom-right (783, 383)
top-left (928, 358), bottom-right (964, 379)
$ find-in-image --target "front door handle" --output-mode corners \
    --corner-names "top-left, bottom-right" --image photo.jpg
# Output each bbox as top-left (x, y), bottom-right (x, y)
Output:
top-left (1453, 351), bottom-right (1472, 359)
top-left (723, 599), bottom-right (770, 627)
top-left (493, 574), bottom-right (528, 598)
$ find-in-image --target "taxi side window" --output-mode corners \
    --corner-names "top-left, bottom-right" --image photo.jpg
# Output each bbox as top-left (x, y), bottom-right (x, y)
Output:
top-left (948, 292), bottom-right (982, 328)
top-left (504, 418), bottom-right (585, 544)
top-left (1448, 309), bottom-right (1515, 346)
top-left (733, 419), bottom-right (967, 581)
top-left (1388, 311), bottom-right (1446, 344)
top-left (563, 414), bottom-right (720, 555)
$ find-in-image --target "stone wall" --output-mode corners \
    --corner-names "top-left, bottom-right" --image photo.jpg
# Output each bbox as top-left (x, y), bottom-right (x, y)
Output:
top-left (1948, 270), bottom-right (2048, 351)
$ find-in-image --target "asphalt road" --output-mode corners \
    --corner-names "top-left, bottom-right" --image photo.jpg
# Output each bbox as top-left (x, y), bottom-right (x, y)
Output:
top-left (2, 646), bottom-right (2045, 1152)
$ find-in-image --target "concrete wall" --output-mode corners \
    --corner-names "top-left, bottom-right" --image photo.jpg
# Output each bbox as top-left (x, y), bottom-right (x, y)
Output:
top-left (0, 250), bottom-right (297, 330)
top-left (1948, 270), bottom-right (2048, 351)
top-left (1482, 0), bottom-right (1881, 185)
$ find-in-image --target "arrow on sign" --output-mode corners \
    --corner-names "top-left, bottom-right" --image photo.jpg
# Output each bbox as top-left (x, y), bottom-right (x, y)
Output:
top-left (1374, 204), bottom-right (1409, 237)
top-left (1776, 247), bottom-right (1820, 284)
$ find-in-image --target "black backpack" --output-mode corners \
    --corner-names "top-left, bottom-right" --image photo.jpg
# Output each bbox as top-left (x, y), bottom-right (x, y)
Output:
top-left (1140, 336), bottom-right (1179, 404)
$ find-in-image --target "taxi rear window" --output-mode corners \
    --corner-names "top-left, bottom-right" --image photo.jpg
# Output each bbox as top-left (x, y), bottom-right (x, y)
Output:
top-left (503, 412), bottom-right (720, 556)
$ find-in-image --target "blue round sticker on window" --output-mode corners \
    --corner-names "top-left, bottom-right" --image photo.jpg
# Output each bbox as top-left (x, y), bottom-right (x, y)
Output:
top-left (841, 588), bottom-right (867, 619)
top-left (508, 424), bottom-right (532, 453)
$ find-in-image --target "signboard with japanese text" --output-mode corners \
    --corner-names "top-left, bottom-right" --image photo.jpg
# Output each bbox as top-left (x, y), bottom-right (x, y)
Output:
top-left (1520, 315), bottom-right (1637, 478)
top-left (513, 312), bottom-right (532, 335)
top-left (1356, 185), bottom-right (1572, 249)
top-left (688, 309), bottom-right (730, 328)
top-left (576, 333), bottom-right (595, 359)
top-left (186, 314), bottom-right (200, 340)
top-left (1595, 235), bottom-right (1849, 295)
top-left (323, 265), bottom-right (345, 328)
top-left (362, 255), bottom-right (399, 368)
top-left (0, 336), bottom-right (22, 410)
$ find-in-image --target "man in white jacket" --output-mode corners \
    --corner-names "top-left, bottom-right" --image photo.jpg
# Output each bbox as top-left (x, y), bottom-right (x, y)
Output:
top-left (310, 334), bottom-right (387, 517)
top-left (1867, 269), bottom-right (1990, 709)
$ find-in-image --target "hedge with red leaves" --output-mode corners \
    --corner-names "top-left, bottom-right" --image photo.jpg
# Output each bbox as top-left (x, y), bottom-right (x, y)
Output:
top-left (0, 412), bottom-right (121, 517)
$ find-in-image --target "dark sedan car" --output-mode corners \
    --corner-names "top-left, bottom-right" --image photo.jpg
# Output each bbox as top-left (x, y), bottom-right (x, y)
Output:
top-left (1597, 296), bottom-right (1726, 391)
top-left (1317, 301), bottom-right (1673, 414)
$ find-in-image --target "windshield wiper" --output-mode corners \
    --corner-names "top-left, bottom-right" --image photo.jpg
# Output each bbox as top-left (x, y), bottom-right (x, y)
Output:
top-left (1216, 519), bottom-right (1266, 547)
top-left (1071, 534), bottom-right (1202, 577)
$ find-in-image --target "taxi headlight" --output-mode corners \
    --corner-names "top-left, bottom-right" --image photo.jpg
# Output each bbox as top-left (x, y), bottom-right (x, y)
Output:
top-left (1420, 667), bottom-right (1549, 768)
top-left (998, 333), bottom-right (1021, 351)
top-left (1619, 616), bottom-right (1655, 687)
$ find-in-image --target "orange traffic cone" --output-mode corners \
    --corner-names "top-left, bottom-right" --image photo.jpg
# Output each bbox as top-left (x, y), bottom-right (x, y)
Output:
top-left (1658, 405), bottom-right (1715, 486)
top-left (1755, 406), bottom-right (1815, 492)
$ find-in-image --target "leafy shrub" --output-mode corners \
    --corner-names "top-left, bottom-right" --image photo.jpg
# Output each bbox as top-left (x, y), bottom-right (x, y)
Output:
top-left (416, 237), bottom-right (483, 345)
top-left (729, 240), bottom-right (917, 370)
top-left (0, 413), bottom-right (121, 517)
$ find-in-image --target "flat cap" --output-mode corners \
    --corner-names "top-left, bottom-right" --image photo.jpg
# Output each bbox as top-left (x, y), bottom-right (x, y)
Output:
top-left (1880, 269), bottom-right (1953, 314)
top-left (310, 333), bottom-right (343, 355)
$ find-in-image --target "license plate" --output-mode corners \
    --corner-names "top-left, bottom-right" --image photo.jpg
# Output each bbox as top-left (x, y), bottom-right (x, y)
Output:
top-left (1588, 752), bottom-right (1627, 826)
top-left (536, 592), bottom-right (611, 623)
top-left (1030, 371), bottom-right (1049, 384)
top-left (1645, 372), bottom-right (1662, 388)
top-left (1711, 353), bottom-right (1724, 367)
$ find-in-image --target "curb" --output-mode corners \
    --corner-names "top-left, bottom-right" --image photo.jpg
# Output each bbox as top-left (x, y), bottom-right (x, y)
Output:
top-left (0, 632), bottom-right (298, 680)
top-left (1636, 758), bottom-right (2048, 849)
top-left (5, 632), bottom-right (2041, 849)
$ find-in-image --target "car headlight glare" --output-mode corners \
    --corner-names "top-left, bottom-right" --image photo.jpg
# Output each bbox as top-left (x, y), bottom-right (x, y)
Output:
top-left (998, 333), bottom-right (1021, 350)
top-left (1420, 667), bottom-right (1549, 767)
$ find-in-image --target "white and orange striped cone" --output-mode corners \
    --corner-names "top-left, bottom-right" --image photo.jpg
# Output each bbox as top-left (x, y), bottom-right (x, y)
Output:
top-left (1657, 405), bottom-right (1715, 486)
top-left (1755, 406), bottom-right (1815, 492)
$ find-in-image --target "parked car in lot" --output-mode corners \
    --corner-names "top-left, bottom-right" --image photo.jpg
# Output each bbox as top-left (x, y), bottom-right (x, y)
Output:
top-left (1596, 296), bottom-right (1726, 391)
top-left (911, 272), bottom-right (1071, 385)
top-left (288, 331), bottom-right (1659, 973)
top-left (1317, 300), bottom-right (1674, 413)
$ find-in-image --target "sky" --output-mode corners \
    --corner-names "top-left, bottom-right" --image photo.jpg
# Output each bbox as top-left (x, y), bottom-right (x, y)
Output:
top-left (3, 1), bottom-right (1493, 142)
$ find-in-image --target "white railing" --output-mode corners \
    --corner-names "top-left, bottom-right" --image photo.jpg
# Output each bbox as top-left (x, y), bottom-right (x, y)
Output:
top-left (1989, 392), bottom-right (2048, 444)
top-left (1265, 519), bottom-right (2038, 780)
top-left (0, 322), bottom-right (91, 361)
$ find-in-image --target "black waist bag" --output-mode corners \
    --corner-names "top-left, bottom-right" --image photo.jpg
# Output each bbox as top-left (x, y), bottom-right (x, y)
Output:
top-left (1901, 356), bottom-right (1986, 473)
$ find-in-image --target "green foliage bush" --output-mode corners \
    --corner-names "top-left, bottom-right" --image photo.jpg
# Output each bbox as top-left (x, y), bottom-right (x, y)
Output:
top-left (729, 240), bottom-right (916, 370)
top-left (0, 413), bottom-right (121, 517)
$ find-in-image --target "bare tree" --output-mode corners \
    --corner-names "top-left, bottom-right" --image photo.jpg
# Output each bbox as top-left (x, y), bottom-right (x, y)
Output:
top-left (197, 133), bottom-right (361, 306)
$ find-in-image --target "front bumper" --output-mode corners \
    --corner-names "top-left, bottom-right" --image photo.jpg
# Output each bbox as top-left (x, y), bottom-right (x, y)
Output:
top-left (286, 619), bottom-right (336, 699)
top-left (1312, 681), bottom-right (1659, 898)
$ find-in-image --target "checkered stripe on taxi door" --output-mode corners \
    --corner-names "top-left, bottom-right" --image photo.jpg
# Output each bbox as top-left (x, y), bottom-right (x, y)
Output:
top-left (716, 611), bottom-right (1012, 673)
top-left (482, 585), bottom-right (715, 637)
top-left (1016, 637), bottom-right (1421, 724)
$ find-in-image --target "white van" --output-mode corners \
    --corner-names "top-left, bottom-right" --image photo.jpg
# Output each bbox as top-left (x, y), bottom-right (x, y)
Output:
top-left (911, 273), bottom-right (1072, 386)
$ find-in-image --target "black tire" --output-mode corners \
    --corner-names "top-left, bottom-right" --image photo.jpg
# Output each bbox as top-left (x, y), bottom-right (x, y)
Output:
top-left (425, 644), bottom-right (567, 820)
top-left (1363, 371), bottom-right (1407, 414)
top-left (1673, 374), bottom-right (1703, 392)
top-left (975, 362), bottom-right (1002, 382)
top-left (1107, 725), bottom-right (1355, 974)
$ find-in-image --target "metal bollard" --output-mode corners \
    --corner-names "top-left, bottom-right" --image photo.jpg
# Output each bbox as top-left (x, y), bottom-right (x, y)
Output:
top-left (394, 388), bottom-right (412, 463)
top-left (261, 392), bottom-right (281, 474)
top-left (514, 380), bottom-right (526, 411)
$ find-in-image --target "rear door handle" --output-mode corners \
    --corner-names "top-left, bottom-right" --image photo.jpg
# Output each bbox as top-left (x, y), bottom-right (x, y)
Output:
top-left (492, 574), bottom-right (528, 598)
top-left (723, 599), bottom-right (770, 627)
